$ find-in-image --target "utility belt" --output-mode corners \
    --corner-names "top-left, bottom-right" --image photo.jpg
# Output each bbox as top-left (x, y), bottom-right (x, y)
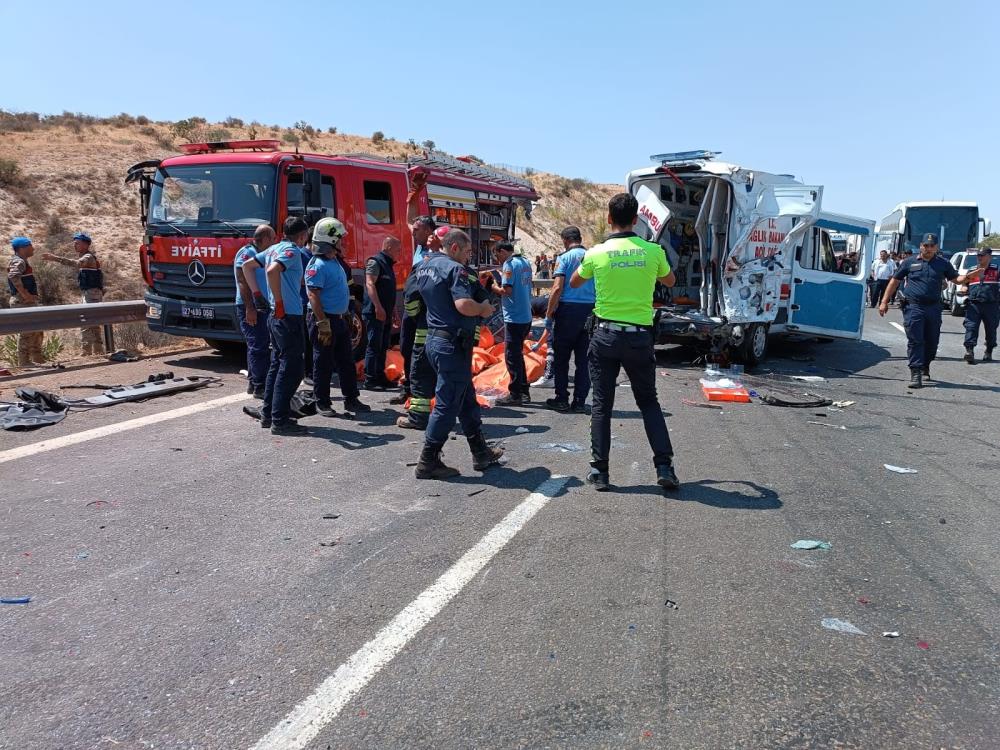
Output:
top-left (427, 327), bottom-right (474, 346)
top-left (594, 318), bottom-right (653, 333)
top-left (308, 310), bottom-right (346, 320)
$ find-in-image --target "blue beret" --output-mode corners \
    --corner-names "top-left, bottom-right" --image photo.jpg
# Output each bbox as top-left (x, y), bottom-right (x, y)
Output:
top-left (73, 232), bottom-right (92, 243)
top-left (11, 236), bottom-right (32, 250)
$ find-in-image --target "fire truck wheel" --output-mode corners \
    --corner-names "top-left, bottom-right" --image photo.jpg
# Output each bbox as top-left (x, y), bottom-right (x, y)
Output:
top-left (204, 338), bottom-right (245, 357)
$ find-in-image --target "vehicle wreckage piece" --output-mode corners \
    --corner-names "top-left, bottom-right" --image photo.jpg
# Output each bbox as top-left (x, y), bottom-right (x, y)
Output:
top-left (77, 376), bottom-right (212, 406)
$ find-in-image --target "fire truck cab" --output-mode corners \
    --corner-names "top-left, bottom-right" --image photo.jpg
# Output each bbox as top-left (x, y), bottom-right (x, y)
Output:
top-left (126, 140), bottom-right (537, 354)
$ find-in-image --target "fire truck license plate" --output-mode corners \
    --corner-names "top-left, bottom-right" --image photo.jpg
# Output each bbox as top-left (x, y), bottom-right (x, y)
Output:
top-left (181, 306), bottom-right (214, 319)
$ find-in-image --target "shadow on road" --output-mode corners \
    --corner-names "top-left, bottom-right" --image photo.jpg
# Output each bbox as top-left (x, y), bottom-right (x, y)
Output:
top-left (675, 479), bottom-right (782, 509)
top-left (443, 466), bottom-right (582, 495)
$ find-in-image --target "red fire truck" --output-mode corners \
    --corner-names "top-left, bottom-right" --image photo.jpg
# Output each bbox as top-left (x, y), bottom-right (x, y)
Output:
top-left (126, 140), bottom-right (538, 354)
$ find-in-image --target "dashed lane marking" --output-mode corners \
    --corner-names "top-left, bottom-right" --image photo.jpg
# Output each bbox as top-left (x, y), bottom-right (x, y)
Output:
top-left (249, 474), bottom-right (571, 750)
top-left (0, 392), bottom-right (250, 465)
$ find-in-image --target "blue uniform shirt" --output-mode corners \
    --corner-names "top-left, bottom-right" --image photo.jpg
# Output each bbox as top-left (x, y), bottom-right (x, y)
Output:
top-left (893, 254), bottom-right (957, 305)
top-left (554, 246), bottom-right (595, 305)
top-left (254, 240), bottom-right (305, 316)
top-left (234, 243), bottom-right (266, 305)
top-left (413, 243), bottom-right (428, 267)
top-left (501, 254), bottom-right (533, 324)
top-left (305, 255), bottom-right (350, 314)
top-left (413, 252), bottom-right (476, 334)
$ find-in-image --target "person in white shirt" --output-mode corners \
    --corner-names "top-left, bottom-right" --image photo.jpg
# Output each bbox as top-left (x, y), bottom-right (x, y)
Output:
top-left (870, 249), bottom-right (897, 308)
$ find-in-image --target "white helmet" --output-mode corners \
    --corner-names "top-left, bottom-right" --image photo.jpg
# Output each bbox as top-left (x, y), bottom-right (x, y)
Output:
top-left (312, 217), bottom-right (347, 247)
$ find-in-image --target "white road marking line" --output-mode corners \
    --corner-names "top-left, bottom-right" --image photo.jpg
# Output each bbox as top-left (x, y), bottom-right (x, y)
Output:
top-left (249, 474), bottom-right (570, 750)
top-left (0, 392), bottom-right (250, 465)
top-left (890, 322), bottom-right (905, 333)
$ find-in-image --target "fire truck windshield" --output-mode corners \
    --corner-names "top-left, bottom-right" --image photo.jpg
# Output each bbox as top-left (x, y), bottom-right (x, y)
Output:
top-left (148, 164), bottom-right (275, 231)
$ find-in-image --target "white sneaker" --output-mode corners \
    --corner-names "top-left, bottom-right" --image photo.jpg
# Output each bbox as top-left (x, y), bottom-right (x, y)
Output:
top-left (531, 375), bottom-right (553, 387)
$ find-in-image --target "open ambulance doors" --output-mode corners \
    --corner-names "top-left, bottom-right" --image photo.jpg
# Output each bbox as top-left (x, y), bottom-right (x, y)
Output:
top-left (786, 212), bottom-right (873, 340)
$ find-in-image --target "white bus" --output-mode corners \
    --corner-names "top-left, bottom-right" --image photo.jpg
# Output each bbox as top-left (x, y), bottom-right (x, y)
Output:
top-left (875, 201), bottom-right (991, 259)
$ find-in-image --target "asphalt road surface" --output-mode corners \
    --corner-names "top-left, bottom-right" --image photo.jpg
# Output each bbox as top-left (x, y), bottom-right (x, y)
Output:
top-left (2, 308), bottom-right (998, 750)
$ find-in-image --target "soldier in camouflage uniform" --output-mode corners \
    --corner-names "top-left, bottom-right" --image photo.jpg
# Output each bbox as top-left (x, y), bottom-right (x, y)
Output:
top-left (43, 231), bottom-right (105, 355)
top-left (7, 236), bottom-right (45, 365)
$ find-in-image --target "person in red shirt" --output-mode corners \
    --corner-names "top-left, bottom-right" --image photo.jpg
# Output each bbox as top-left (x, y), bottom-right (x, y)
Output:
top-left (964, 247), bottom-right (1000, 363)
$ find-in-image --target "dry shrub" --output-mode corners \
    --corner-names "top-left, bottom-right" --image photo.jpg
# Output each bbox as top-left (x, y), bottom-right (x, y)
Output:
top-left (0, 158), bottom-right (21, 187)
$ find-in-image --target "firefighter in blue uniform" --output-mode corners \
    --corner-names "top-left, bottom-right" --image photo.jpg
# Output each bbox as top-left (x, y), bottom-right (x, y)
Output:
top-left (305, 217), bottom-right (371, 417)
top-left (413, 228), bottom-right (503, 479)
top-left (880, 233), bottom-right (981, 388)
top-left (255, 216), bottom-right (312, 433)
top-left (232, 224), bottom-right (276, 397)
top-left (963, 247), bottom-right (999, 364)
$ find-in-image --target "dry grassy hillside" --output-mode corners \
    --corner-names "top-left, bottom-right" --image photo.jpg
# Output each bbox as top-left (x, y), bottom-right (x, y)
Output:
top-left (0, 111), bottom-right (620, 313)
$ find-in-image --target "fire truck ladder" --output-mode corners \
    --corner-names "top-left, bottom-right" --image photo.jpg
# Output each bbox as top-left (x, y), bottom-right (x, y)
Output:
top-left (408, 151), bottom-right (535, 190)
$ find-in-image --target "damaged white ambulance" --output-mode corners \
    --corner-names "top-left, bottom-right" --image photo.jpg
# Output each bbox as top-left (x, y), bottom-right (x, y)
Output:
top-left (627, 151), bottom-right (873, 364)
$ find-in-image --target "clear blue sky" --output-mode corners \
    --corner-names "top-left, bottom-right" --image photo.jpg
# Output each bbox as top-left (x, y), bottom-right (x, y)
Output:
top-left (2, 0), bottom-right (997, 226)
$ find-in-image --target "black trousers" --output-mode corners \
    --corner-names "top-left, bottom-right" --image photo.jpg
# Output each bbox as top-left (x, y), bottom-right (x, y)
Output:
top-left (870, 279), bottom-right (889, 308)
top-left (400, 313), bottom-right (416, 395)
top-left (308, 313), bottom-right (360, 406)
top-left (964, 300), bottom-right (1000, 350)
top-left (553, 302), bottom-right (593, 404)
top-left (588, 326), bottom-right (673, 472)
top-left (262, 315), bottom-right (305, 425)
top-left (504, 321), bottom-right (531, 397)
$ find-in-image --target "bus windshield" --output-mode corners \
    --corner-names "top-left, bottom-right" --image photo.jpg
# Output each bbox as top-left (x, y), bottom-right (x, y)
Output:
top-left (903, 206), bottom-right (978, 256)
top-left (148, 164), bottom-right (276, 228)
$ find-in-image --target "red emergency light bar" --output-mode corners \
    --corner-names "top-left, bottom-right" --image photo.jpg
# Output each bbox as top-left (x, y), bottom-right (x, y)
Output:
top-left (179, 139), bottom-right (281, 154)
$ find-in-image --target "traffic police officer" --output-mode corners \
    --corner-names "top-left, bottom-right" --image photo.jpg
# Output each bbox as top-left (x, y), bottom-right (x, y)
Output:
top-left (963, 247), bottom-right (999, 364)
top-left (251, 216), bottom-right (311, 434)
top-left (233, 224), bottom-right (276, 397)
top-left (413, 228), bottom-right (503, 479)
top-left (7, 236), bottom-right (44, 366)
top-left (880, 233), bottom-right (980, 388)
top-left (42, 232), bottom-right (106, 355)
top-left (305, 218), bottom-right (370, 417)
top-left (570, 193), bottom-right (679, 491)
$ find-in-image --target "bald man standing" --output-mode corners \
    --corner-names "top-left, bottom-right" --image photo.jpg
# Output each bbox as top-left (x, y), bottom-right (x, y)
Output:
top-left (235, 224), bottom-right (277, 397)
top-left (362, 236), bottom-right (401, 390)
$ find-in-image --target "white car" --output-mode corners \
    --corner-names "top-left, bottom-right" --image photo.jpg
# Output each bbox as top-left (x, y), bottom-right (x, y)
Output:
top-left (942, 249), bottom-right (1000, 316)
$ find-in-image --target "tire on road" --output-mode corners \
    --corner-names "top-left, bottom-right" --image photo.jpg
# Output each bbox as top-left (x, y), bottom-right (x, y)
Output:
top-left (733, 322), bottom-right (769, 367)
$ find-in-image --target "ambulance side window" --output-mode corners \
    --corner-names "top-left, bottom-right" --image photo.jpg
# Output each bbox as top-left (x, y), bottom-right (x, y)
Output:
top-left (364, 181), bottom-right (393, 224)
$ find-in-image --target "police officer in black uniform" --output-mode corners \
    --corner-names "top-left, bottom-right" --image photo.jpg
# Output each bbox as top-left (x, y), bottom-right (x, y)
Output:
top-left (963, 247), bottom-right (1000, 364)
top-left (880, 233), bottom-right (980, 388)
top-left (412, 228), bottom-right (503, 479)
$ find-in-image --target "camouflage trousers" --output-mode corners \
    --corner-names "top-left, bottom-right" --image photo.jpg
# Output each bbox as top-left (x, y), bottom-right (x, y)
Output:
top-left (9, 296), bottom-right (44, 366)
top-left (81, 288), bottom-right (104, 355)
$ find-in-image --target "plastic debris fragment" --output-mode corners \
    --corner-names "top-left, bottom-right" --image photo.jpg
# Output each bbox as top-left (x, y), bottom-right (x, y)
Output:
top-left (882, 631), bottom-right (900, 638)
top-left (884, 464), bottom-right (918, 474)
top-left (821, 618), bottom-right (866, 635)
top-left (791, 539), bottom-right (832, 550)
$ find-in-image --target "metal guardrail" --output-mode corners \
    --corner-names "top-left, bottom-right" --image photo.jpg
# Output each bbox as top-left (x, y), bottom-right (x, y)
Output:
top-left (0, 300), bottom-right (147, 351)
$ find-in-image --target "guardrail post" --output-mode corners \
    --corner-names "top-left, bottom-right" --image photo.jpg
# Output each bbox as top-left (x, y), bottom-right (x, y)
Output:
top-left (103, 324), bottom-right (115, 353)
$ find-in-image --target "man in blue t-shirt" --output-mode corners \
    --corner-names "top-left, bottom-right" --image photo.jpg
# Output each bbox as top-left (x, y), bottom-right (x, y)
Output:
top-left (240, 216), bottom-right (311, 434)
top-left (305, 218), bottom-right (370, 418)
top-left (545, 225), bottom-right (596, 412)
top-left (234, 224), bottom-right (276, 398)
top-left (494, 241), bottom-right (534, 406)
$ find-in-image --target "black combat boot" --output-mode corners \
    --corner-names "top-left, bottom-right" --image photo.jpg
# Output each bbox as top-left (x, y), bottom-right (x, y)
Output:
top-left (415, 443), bottom-right (460, 480)
top-left (922, 364), bottom-right (931, 380)
top-left (964, 348), bottom-right (976, 364)
top-left (984, 348), bottom-right (994, 362)
top-left (586, 468), bottom-right (610, 491)
top-left (656, 462), bottom-right (680, 490)
top-left (468, 432), bottom-right (504, 471)
top-left (909, 369), bottom-right (923, 389)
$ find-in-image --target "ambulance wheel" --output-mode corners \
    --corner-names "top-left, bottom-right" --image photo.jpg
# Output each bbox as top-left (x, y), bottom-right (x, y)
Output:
top-left (350, 309), bottom-right (366, 361)
top-left (735, 323), bottom-right (768, 367)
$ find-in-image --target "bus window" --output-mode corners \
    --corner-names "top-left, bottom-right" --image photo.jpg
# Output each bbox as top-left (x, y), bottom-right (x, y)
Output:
top-left (364, 181), bottom-right (393, 224)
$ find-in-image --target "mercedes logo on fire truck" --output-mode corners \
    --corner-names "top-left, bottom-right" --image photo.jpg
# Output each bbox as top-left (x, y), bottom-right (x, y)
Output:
top-left (187, 259), bottom-right (207, 286)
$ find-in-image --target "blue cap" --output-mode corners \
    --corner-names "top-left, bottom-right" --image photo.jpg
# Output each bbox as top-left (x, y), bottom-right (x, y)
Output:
top-left (921, 233), bottom-right (939, 246)
top-left (10, 236), bottom-right (32, 250)
top-left (73, 231), bottom-right (92, 243)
